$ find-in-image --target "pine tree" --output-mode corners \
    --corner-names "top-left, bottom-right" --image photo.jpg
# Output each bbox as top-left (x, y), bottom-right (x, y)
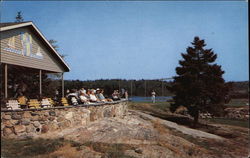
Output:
top-left (169, 36), bottom-right (229, 127)
top-left (48, 39), bottom-right (67, 59)
top-left (15, 11), bottom-right (24, 22)
top-left (48, 39), bottom-right (59, 51)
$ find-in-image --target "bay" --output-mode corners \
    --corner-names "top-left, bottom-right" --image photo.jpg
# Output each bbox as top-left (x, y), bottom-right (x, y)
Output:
top-left (129, 96), bottom-right (172, 102)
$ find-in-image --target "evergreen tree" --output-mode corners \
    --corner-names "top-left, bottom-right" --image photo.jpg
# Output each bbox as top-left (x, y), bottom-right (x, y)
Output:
top-left (48, 39), bottom-right (59, 51)
top-left (15, 11), bottom-right (24, 22)
top-left (48, 39), bottom-right (67, 58)
top-left (169, 36), bottom-right (229, 127)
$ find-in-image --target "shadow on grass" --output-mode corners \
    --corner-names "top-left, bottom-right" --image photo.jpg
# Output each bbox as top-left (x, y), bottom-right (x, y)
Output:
top-left (1, 137), bottom-right (137, 158)
top-left (83, 141), bottom-right (137, 158)
top-left (1, 138), bottom-right (66, 158)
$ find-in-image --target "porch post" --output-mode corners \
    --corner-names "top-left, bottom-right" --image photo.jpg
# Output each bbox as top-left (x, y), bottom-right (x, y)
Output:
top-left (39, 69), bottom-right (42, 96)
top-left (4, 64), bottom-right (8, 98)
top-left (61, 72), bottom-right (64, 97)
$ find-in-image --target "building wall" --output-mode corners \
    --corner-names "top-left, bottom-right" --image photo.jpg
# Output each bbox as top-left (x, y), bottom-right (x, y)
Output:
top-left (0, 27), bottom-right (65, 72)
top-left (1, 101), bottom-right (128, 138)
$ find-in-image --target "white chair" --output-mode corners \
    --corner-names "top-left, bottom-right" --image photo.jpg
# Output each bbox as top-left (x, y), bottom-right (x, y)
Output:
top-left (41, 98), bottom-right (52, 108)
top-left (6, 100), bottom-right (21, 110)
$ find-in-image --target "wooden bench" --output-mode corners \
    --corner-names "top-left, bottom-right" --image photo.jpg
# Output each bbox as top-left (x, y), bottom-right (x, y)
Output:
top-left (41, 98), bottom-right (52, 108)
top-left (6, 100), bottom-right (21, 110)
top-left (28, 99), bottom-right (41, 109)
top-left (61, 97), bottom-right (69, 106)
top-left (17, 96), bottom-right (28, 108)
top-left (47, 98), bottom-right (55, 106)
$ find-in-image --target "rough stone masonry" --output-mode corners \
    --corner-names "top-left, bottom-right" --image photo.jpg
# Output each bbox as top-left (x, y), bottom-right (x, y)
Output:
top-left (1, 100), bottom-right (128, 138)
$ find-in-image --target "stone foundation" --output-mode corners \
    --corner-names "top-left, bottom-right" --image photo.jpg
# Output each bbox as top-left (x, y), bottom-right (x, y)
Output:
top-left (1, 100), bottom-right (128, 138)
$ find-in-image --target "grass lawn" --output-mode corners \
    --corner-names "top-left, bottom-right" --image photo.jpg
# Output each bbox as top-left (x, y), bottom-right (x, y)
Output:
top-left (225, 98), bottom-right (249, 107)
top-left (205, 118), bottom-right (249, 128)
top-left (128, 101), bottom-right (171, 112)
top-left (129, 100), bottom-right (249, 129)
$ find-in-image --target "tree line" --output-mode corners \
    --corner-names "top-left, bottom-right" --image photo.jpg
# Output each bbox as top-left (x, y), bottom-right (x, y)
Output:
top-left (62, 79), bottom-right (247, 98)
top-left (64, 79), bottom-right (173, 97)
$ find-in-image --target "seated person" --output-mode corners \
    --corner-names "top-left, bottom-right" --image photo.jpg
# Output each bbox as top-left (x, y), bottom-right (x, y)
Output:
top-left (89, 89), bottom-right (99, 102)
top-left (96, 89), bottom-right (105, 102)
top-left (66, 89), bottom-right (80, 105)
top-left (112, 90), bottom-right (120, 101)
top-left (79, 88), bottom-right (86, 94)
top-left (66, 89), bottom-right (78, 97)
top-left (71, 96), bottom-right (78, 106)
top-left (79, 91), bottom-right (90, 104)
top-left (97, 89), bottom-right (113, 102)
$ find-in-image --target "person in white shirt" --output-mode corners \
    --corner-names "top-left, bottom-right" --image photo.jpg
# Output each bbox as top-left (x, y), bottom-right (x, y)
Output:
top-left (124, 90), bottom-right (128, 100)
top-left (66, 89), bottom-right (79, 105)
top-left (151, 90), bottom-right (156, 103)
top-left (79, 92), bottom-right (90, 104)
top-left (89, 89), bottom-right (98, 102)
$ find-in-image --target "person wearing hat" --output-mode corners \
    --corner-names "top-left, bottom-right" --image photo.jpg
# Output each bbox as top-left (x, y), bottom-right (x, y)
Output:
top-left (96, 89), bottom-right (107, 102)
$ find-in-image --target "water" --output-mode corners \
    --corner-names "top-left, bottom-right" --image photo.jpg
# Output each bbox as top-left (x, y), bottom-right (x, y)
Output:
top-left (129, 96), bottom-right (172, 102)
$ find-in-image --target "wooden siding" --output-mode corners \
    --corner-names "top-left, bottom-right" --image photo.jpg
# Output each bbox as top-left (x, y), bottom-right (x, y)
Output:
top-left (0, 27), bottom-right (65, 72)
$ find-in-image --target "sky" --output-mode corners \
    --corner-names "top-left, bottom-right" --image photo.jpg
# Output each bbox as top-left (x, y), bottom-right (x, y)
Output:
top-left (1, 1), bottom-right (248, 81)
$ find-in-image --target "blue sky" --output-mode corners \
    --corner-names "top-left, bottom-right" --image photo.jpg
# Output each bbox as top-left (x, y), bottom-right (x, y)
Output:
top-left (1, 1), bottom-right (248, 81)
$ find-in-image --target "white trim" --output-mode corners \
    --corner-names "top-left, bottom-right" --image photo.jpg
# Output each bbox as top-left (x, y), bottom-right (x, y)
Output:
top-left (0, 22), bottom-right (33, 32)
top-left (0, 22), bottom-right (70, 71)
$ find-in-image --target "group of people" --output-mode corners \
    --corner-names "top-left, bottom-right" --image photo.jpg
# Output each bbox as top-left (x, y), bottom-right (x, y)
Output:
top-left (65, 88), bottom-right (128, 105)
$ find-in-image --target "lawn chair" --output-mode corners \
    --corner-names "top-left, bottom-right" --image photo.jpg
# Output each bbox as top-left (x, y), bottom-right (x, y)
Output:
top-left (27, 99), bottom-right (41, 109)
top-left (41, 98), bottom-right (52, 108)
top-left (6, 100), bottom-right (21, 110)
top-left (17, 96), bottom-right (28, 108)
top-left (61, 97), bottom-right (69, 106)
top-left (47, 98), bottom-right (55, 106)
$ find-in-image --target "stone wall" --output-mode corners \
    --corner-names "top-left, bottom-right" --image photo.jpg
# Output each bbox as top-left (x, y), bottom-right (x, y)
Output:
top-left (199, 107), bottom-right (249, 120)
top-left (224, 107), bottom-right (249, 120)
top-left (1, 100), bottom-right (128, 138)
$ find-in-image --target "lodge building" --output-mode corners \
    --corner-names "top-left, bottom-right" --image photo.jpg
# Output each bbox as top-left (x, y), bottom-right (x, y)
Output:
top-left (0, 21), bottom-right (70, 100)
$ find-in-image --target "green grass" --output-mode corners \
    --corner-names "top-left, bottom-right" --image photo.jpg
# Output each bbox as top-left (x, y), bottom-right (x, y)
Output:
top-left (225, 98), bottom-right (249, 107)
top-left (129, 102), bottom-right (170, 112)
top-left (129, 101), bottom-right (249, 129)
top-left (205, 118), bottom-right (249, 128)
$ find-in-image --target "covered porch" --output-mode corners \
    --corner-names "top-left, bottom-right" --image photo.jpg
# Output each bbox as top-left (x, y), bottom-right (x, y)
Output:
top-left (0, 63), bottom-right (65, 105)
